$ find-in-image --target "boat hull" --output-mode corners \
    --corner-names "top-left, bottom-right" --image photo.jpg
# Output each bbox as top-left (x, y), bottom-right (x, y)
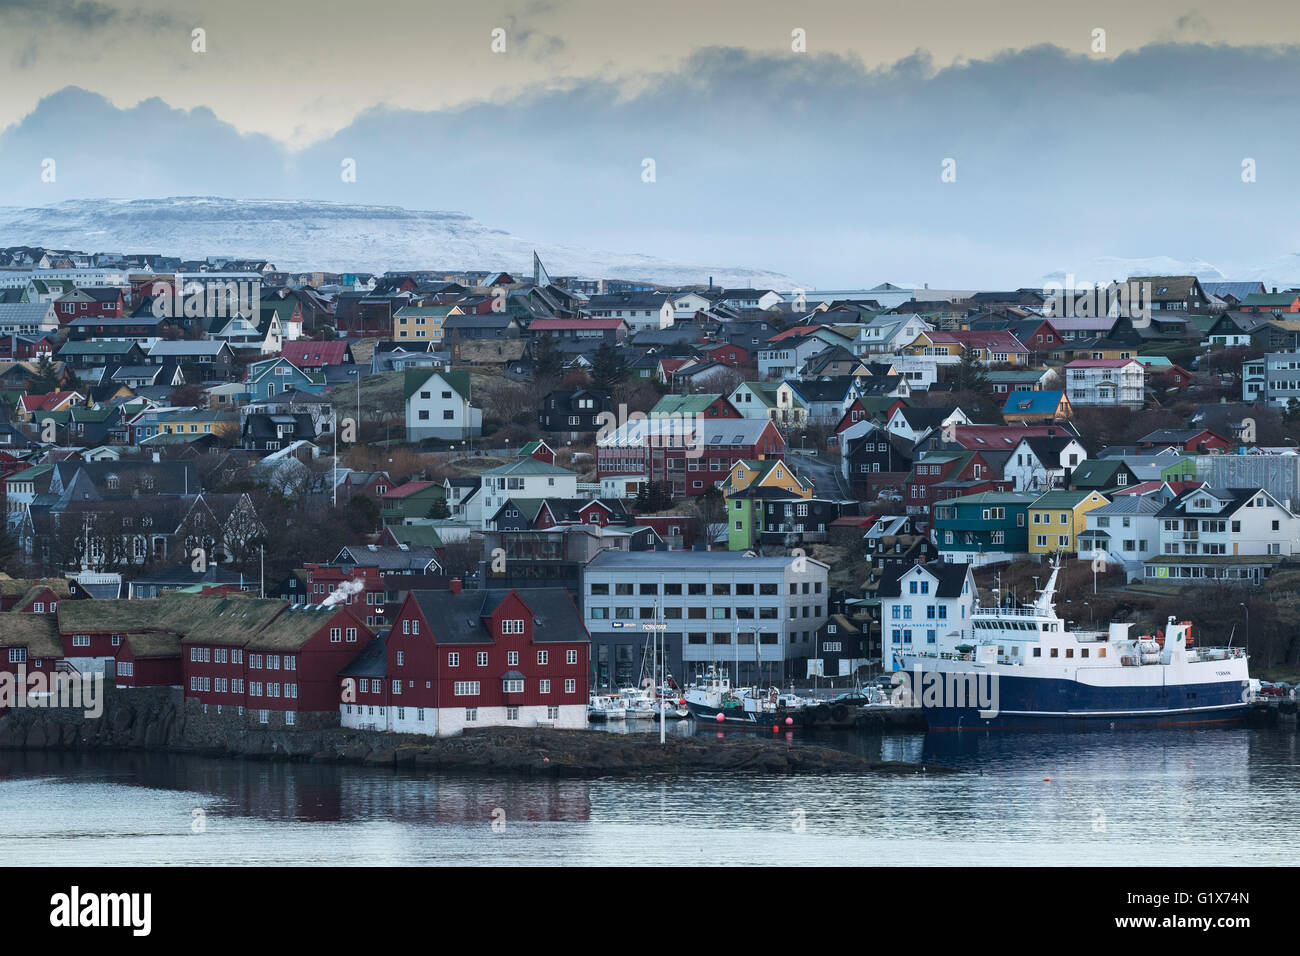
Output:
top-left (901, 666), bottom-right (1252, 730)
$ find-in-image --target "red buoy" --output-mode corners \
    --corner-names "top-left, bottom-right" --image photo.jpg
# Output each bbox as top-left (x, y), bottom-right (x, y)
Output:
top-left (715, 712), bottom-right (725, 722)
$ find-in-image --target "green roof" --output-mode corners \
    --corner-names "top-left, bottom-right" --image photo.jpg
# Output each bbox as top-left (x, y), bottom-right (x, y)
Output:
top-left (404, 368), bottom-right (470, 402)
top-left (482, 457), bottom-right (575, 478)
top-left (385, 525), bottom-right (444, 549)
top-left (1030, 490), bottom-right (1105, 509)
top-left (1242, 293), bottom-right (1299, 307)
top-left (940, 491), bottom-right (1038, 506)
top-left (651, 393), bottom-right (725, 416)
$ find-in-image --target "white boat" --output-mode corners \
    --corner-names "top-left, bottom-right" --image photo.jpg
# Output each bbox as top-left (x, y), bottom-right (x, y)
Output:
top-left (588, 695), bottom-right (627, 721)
top-left (619, 687), bottom-right (659, 720)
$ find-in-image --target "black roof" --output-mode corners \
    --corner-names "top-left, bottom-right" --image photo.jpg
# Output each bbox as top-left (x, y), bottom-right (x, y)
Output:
top-left (875, 561), bottom-right (970, 599)
top-left (410, 587), bottom-right (588, 645)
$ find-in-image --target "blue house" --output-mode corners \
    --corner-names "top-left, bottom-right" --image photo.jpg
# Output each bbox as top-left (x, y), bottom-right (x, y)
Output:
top-left (1002, 389), bottom-right (1072, 425)
top-left (242, 356), bottom-right (326, 400)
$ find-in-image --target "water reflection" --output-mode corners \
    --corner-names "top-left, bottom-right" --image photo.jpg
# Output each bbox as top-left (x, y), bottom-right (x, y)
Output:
top-left (2, 724), bottom-right (1298, 865)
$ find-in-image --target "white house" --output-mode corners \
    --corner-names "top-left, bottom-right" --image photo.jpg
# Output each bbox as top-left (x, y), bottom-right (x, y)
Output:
top-left (853, 314), bottom-right (933, 356)
top-left (1078, 495), bottom-right (1166, 581)
top-left (877, 562), bottom-right (976, 671)
top-left (670, 292), bottom-right (713, 320)
top-left (1064, 359), bottom-right (1145, 408)
top-left (885, 405), bottom-right (969, 445)
top-left (1005, 436), bottom-right (1089, 492)
top-left (476, 458), bottom-right (580, 529)
top-left (404, 369), bottom-right (483, 441)
top-left (1146, 486), bottom-right (1300, 584)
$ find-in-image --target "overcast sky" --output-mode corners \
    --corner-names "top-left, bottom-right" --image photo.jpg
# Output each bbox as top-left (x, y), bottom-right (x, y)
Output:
top-left (3, 0), bottom-right (1300, 286)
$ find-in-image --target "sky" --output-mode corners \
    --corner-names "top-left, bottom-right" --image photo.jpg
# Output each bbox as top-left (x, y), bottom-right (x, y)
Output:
top-left (3, 0), bottom-right (1300, 286)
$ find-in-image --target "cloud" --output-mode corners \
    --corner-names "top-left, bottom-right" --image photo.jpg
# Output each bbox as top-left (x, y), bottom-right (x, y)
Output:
top-left (4, 41), bottom-right (1300, 285)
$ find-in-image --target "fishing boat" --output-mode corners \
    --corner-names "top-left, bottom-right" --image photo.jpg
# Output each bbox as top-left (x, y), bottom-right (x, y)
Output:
top-left (896, 561), bottom-right (1252, 730)
top-left (683, 667), bottom-right (828, 726)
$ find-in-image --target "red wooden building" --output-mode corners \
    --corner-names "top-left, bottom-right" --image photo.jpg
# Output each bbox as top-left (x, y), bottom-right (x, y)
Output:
top-left (341, 586), bottom-right (589, 736)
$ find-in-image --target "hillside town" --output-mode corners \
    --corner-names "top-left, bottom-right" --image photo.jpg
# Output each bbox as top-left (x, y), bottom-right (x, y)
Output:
top-left (2, 249), bottom-right (1299, 735)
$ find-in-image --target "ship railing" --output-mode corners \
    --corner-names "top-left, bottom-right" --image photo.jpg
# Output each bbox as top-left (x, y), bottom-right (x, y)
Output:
top-left (902, 650), bottom-right (977, 662)
top-left (973, 606), bottom-right (1042, 619)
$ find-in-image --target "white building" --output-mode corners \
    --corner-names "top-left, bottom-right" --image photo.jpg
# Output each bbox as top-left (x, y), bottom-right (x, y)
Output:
top-left (1064, 359), bottom-right (1145, 408)
top-left (1005, 436), bottom-right (1088, 492)
top-left (1146, 486), bottom-right (1300, 583)
top-left (581, 549), bottom-right (830, 686)
top-left (477, 457), bottom-right (580, 529)
top-left (877, 562), bottom-right (976, 671)
top-left (404, 369), bottom-right (483, 441)
top-left (1078, 495), bottom-right (1167, 581)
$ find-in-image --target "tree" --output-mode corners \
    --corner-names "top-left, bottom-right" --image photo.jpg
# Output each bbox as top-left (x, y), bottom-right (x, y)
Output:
top-left (425, 497), bottom-right (451, 519)
top-left (590, 343), bottom-right (628, 393)
top-left (950, 348), bottom-right (989, 394)
top-left (531, 333), bottom-right (565, 387)
top-left (27, 354), bottom-right (60, 394)
top-left (633, 481), bottom-right (674, 513)
top-left (0, 522), bottom-right (19, 574)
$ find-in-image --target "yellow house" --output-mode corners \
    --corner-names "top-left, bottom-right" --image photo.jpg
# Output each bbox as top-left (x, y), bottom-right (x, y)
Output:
top-left (721, 458), bottom-right (812, 497)
top-left (1063, 342), bottom-right (1139, 362)
top-left (153, 408), bottom-right (240, 441)
top-left (901, 331), bottom-right (961, 359)
top-left (1028, 490), bottom-right (1109, 555)
top-left (394, 305), bottom-right (460, 342)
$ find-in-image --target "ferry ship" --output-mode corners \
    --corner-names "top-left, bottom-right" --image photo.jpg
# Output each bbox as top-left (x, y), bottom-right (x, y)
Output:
top-left (896, 563), bottom-right (1252, 730)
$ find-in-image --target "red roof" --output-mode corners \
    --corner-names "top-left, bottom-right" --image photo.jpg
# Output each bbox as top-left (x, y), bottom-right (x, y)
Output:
top-left (529, 318), bottom-right (625, 331)
top-left (926, 330), bottom-right (1028, 352)
top-left (19, 391), bottom-right (78, 412)
top-left (381, 480), bottom-right (436, 500)
top-left (767, 325), bottom-right (822, 342)
top-left (281, 341), bottom-right (349, 367)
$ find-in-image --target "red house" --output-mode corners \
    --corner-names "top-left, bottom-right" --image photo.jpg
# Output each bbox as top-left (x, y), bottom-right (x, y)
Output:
top-left (0, 614), bottom-right (61, 688)
top-left (1136, 428), bottom-right (1232, 453)
top-left (341, 586), bottom-right (589, 736)
top-left (281, 340), bottom-right (354, 370)
top-left (183, 596), bottom-right (373, 728)
top-left (114, 634), bottom-right (183, 688)
top-left (904, 450), bottom-right (1010, 515)
top-left (54, 287), bottom-right (125, 324)
top-left (697, 342), bottom-right (750, 368)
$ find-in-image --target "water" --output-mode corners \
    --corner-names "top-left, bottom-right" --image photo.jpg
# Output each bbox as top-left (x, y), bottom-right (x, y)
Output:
top-left (2, 725), bottom-right (1298, 865)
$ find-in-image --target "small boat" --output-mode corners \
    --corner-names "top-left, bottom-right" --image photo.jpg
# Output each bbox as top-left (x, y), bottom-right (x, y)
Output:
top-left (619, 688), bottom-right (658, 720)
top-left (588, 695), bottom-right (627, 721)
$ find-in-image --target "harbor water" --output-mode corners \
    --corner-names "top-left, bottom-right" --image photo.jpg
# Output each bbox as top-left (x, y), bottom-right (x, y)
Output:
top-left (2, 725), bottom-right (1297, 865)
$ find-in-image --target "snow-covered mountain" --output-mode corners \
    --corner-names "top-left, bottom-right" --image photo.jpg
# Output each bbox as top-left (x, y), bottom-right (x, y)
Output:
top-left (0, 197), bottom-right (796, 287)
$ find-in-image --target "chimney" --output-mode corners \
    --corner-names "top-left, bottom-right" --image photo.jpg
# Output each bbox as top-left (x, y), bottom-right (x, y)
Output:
top-left (449, 577), bottom-right (462, 594)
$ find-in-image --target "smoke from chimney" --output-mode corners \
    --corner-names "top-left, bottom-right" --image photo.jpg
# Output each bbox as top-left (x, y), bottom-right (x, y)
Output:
top-left (321, 577), bottom-right (366, 608)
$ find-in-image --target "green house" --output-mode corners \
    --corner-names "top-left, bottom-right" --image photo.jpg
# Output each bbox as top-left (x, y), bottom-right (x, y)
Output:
top-left (380, 480), bottom-right (447, 523)
top-left (932, 491), bottom-right (1038, 567)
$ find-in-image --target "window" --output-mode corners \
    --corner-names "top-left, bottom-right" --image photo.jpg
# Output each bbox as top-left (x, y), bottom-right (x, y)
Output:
top-left (502, 619), bottom-right (524, 635)
top-left (448, 652), bottom-right (460, 667)
top-left (566, 649), bottom-right (577, 665)
top-left (453, 681), bottom-right (480, 696)
top-left (507, 651), bottom-right (519, 666)
top-left (537, 650), bottom-right (549, 665)
top-left (540, 679), bottom-right (551, 694)
top-left (503, 679), bottom-right (524, 693)
top-left (565, 678), bottom-right (576, 693)
top-left (477, 651), bottom-right (489, 666)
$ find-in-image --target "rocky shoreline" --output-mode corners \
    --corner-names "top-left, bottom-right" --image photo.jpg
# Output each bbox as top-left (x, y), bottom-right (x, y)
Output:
top-left (0, 687), bottom-right (949, 777)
